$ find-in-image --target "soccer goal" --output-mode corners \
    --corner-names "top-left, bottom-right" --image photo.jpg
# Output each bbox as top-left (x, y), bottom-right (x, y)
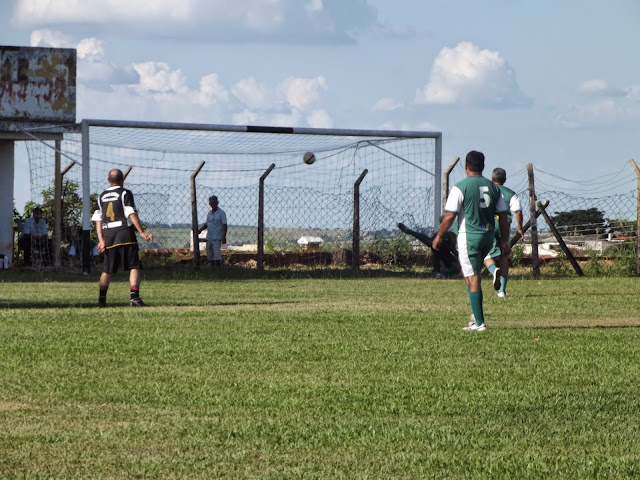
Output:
top-left (23, 119), bottom-right (441, 270)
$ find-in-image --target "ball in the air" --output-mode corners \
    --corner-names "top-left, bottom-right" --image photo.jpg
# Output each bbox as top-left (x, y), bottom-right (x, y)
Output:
top-left (303, 152), bottom-right (316, 165)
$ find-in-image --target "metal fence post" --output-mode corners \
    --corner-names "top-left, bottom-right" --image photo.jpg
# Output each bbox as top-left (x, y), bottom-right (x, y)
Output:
top-left (629, 159), bottom-right (640, 275)
top-left (258, 164), bottom-right (276, 270)
top-left (352, 169), bottom-right (368, 271)
top-left (527, 163), bottom-right (540, 277)
top-left (190, 161), bottom-right (205, 269)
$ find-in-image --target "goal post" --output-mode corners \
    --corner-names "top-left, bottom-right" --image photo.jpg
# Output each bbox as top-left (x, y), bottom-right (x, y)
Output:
top-left (27, 119), bottom-right (443, 271)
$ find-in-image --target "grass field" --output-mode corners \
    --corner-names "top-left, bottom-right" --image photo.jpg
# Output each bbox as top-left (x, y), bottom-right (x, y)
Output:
top-left (1, 269), bottom-right (639, 478)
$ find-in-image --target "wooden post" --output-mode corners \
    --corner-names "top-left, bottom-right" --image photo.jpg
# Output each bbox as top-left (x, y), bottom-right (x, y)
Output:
top-left (257, 163), bottom-right (276, 271)
top-left (442, 157), bottom-right (460, 215)
top-left (527, 163), bottom-right (540, 277)
top-left (352, 169), bottom-right (368, 271)
top-left (190, 161), bottom-right (205, 270)
top-left (53, 140), bottom-right (62, 269)
top-left (538, 201), bottom-right (584, 276)
top-left (510, 200), bottom-right (549, 247)
top-left (629, 159), bottom-right (640, 275)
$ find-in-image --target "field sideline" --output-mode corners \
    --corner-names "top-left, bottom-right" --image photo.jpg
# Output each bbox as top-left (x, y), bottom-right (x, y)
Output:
top-left (1, 270), bottom-right (639, 478)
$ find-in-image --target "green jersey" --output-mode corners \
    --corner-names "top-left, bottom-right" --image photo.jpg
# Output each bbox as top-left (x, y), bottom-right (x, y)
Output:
top-left (497, 184), bottom-right (521, 225)
top-left (445, 175), bottom-right (507, 236)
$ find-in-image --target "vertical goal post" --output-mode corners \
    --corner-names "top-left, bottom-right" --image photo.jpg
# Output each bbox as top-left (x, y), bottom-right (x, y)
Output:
top-left (27, 119), bottom-right (442, 272)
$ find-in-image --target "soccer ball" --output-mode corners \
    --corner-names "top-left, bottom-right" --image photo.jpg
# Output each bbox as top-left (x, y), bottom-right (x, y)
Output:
top-left (303, 152), bottom-right (316, 165)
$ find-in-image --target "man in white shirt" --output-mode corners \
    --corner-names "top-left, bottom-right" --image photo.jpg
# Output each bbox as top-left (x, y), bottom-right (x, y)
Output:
top-left (18, 206), bottom-right (48, 266)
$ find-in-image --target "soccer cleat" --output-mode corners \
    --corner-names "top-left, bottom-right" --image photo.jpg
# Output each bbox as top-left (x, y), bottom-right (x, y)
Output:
top-left (463, 323), bottom-right (486, 332)
top-left (497, 291), bottom-right (507, 298)
top-left (468, 314), bottom-right (476, 327)
top-left (492, 267), bottom-right (501, 290)
top-left (98, 298), bottom-right (106, 308)
top-left (436, 273), bottom-right (446, 279)
top-left (130, 298), bottom-right (146, 307)
top-left (397, 222), bottom-right (409, 234)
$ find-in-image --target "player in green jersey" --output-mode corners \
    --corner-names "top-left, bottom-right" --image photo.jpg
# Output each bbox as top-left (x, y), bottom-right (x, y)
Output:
top-left (433, 151), bottom-right (510, 331)
top-left (483, 168), bottom-right (524, 298)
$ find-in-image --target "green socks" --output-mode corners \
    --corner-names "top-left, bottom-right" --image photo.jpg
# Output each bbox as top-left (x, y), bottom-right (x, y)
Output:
top-left (468, 290), bottom-right (484, 325)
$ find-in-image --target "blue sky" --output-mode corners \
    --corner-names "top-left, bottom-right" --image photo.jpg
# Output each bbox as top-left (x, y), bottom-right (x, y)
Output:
top-left (3, 0), bottom-right (640, 210)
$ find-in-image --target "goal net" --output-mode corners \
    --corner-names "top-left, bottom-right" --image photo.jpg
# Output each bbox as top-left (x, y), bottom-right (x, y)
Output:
top-left (22, 120), bottom-right (441, 269)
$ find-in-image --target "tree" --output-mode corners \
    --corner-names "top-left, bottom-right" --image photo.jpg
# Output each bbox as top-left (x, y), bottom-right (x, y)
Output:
top-left (22, 180), bottom-right (98, 246)
top-left (551, 208), bottom-right (608, 236)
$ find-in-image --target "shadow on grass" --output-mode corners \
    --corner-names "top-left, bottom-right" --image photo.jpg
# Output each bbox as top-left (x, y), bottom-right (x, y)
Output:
top-left (0, 300), bottom-right (300, 310)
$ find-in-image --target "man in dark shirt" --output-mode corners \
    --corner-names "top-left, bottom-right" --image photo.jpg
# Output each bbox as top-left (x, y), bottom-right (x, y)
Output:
top-left (92, 169), bottom-right (153, 307)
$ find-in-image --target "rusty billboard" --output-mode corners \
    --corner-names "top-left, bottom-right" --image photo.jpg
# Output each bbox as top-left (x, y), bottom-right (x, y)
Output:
top-left (0, 46), bottom-right (76, 127)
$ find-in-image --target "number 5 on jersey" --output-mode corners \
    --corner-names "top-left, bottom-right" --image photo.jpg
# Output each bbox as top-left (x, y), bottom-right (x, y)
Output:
top-left (479, 186), bottom-right (491, 209)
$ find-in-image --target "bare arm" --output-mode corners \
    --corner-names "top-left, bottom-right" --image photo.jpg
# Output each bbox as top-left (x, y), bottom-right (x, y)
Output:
top-left (129, 213), bottom-right (153, 242)
top-left (515, 210), bottom-right (524, 238)
top-left (96, 220), bottom-right (106, 252)
top-left (498, 212), bottom-right (511, 257)
top-left (222, 224), bottom-right (228, 243)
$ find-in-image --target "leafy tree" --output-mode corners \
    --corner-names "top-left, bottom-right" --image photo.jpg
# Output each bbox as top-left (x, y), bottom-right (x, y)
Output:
top-left (550, 208), bottom-right (608, 236)
top-left (22, 180), bottom-right (97, 245)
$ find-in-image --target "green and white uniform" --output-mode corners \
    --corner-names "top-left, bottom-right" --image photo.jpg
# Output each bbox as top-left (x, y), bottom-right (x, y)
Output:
top-left (444, 175), bottom-right (507, 277)
top-left (486, 185), bottom-right (522, 259)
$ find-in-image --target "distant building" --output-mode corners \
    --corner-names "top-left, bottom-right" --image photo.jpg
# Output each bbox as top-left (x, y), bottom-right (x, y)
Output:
top-left (297, 236), bottom-right (323, 251)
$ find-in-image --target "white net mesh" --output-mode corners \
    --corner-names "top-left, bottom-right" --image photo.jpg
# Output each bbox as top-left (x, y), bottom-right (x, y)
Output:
top-left (22, 122), bottom-right (440, 268)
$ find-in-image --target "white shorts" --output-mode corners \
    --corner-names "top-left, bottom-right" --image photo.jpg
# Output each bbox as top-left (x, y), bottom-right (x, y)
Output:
top-left (206, 240), bottom-right (222, 261)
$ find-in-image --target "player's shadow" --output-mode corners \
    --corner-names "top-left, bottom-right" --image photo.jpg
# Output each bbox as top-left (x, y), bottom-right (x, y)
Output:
top-left (0, 300), bottom-right (300, 309)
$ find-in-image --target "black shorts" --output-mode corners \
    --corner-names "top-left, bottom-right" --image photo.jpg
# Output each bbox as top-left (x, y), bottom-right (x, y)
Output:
top-left (102, 243), bottom-right (142, 273)
top-left (434, 232), bottom-right (458, 268)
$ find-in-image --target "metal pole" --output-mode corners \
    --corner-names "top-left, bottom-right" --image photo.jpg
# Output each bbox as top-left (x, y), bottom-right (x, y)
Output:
top-left (442, 156), bottom-right (460, 215)
top-left (434, 134), bottom-right (443, 227)
top-left (81, 120), bottom-right (91, 274)
top-left (538, 201), bottom-right (584, 276)
top-left (352, 169), bottom-right (368, 271)
top-left (629, 159), bottom-right (640, 275)
top-left (527, 163), bottom-right (540, 277)
top-left (53, 140), bottom-right (62, 269)
top-left (257, 164), bottom-right (276, 270)
top-left (190, 161), bottom-right (206, 270)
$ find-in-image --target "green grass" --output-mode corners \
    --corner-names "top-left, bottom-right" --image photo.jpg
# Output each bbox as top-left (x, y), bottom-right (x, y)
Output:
top-left (0, 270), bottom-right (639, 478)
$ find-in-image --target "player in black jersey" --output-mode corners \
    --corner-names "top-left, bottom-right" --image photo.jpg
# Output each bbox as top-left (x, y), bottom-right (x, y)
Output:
top-left (92, 169), bottom-right (154, 307)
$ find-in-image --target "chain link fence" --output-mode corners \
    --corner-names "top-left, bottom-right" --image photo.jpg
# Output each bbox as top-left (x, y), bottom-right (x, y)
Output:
top-left (20, 122), bottom-right (441, 270)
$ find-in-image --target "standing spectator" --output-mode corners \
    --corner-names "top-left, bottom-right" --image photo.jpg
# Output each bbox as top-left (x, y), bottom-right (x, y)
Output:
top-left (92, 169), bottom-right (153, 307)
top-left (18, 206), bottom-right (48, 266)
top-left (432, 151), bottom-right (510, 331)
top-left (198, 195), bottom-right (228, 268)
top-left (483, 168), bottom-right (525, 298)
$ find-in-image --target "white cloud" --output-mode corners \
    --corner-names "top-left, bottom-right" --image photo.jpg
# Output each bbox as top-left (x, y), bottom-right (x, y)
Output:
top-left (555, 80), bottom-right (640, 127)
top-left (554, 99), bottom-right (640, 128)
top-left (30, 28), bottom-right (73, 48)
top-left (306, 109), bottom-right (333, 128)
top-left (133, 62), bottom-right (189, 94)
top-left (415, 41), bottom-right (530, 108)
top-left (281, 76), bottom-right (328, 111)
top-left (231, 77), bottom-right (281, 111)
top-left (12, 0), bottom-right (379, 44)
top-left (66, 36), bottom-right (332, 128)
top-left (578, 79), bottom-right (626, 97)
top-left (372, 98), bottom-right (403, 112)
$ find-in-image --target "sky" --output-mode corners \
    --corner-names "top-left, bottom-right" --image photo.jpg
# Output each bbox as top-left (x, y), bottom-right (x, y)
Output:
top-left (3, 0), bottom-right (640, 211)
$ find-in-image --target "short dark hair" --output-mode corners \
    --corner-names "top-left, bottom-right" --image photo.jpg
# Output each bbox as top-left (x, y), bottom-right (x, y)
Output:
top-left (32, 206), bottom-right (42, 214)
top-left (209, 195), bottom-right (218, 203)
top-left (465, 151), bottom-right (485, 173)
top-left (492, 168), bottom-right (507, 184)
top-left (108, 169), bottom-right (124, 184)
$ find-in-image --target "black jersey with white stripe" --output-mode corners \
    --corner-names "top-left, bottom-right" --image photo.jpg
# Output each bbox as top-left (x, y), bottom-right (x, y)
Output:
top-left (93, 186), bottom-right (138, 247)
